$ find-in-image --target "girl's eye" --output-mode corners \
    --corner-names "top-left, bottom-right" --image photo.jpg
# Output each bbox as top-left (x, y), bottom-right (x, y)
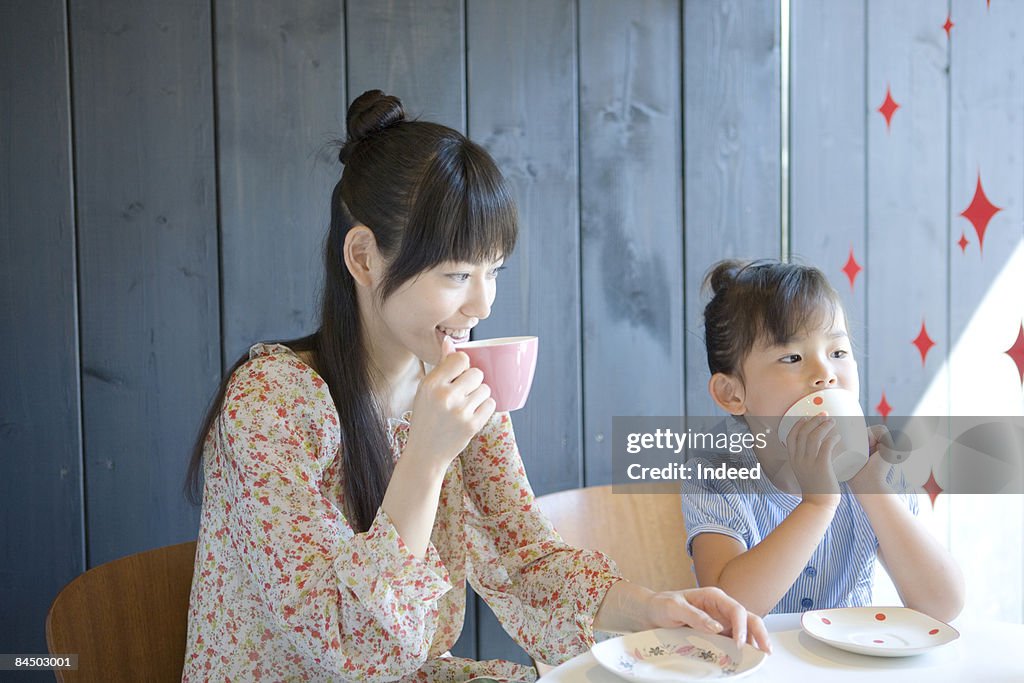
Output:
top-left (831, 349), bottom-right (849, 359)
top-left (447, 273), bottom-right (471, 283)
top-left (780, 354), bottom-right (802, 364)
top-left (487, 265), bottom-right (506, 279)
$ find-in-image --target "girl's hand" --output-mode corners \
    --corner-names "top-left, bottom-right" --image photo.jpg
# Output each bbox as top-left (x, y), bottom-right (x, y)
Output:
top-left (786, 414), bottom-right (841, 504)
top-left (404, 337), bottom-right (496, 472)
top-left (645, 587), bottom-right (772, 653)
top-left (849, 424), bottom-right (894, 494)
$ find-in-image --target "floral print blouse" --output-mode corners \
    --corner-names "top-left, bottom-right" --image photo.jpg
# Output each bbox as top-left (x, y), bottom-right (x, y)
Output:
top-left (183, 344), bottom-right (622, 682)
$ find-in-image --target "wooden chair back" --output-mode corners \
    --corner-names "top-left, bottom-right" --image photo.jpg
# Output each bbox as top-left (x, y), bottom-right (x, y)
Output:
top-left (45, 540), bottom-right (197, 683)
top-left (534, 484), bottom-right (695, 592)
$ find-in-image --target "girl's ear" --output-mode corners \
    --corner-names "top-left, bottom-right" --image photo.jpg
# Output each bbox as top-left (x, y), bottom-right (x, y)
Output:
top-left (343, 226), bottom-right (383, 288)
top-left (709, 373), bottom-right (746, 415)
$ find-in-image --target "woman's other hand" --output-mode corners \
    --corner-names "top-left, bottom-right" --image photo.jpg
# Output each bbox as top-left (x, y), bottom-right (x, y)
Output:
top-left (645, 587), bottom-right (772, 653)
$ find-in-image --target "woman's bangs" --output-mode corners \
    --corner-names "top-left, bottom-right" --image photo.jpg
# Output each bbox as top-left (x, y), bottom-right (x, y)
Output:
top-left (389, 140), bottom-right (518, 283)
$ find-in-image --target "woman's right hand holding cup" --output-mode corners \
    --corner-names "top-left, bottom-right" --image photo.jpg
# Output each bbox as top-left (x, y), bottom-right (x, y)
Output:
top-left (786, 414), bottom-right (842, 506)
top-left (405, 336), bottom-right (496, 472)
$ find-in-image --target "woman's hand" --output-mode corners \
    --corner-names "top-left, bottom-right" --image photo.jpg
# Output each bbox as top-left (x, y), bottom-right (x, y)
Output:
top-left (786, 414), bottom-right (841, 505)
top-left (645, 587), bottom-right (772, 653)
top-left (404, 336), bottom-right (496, 471)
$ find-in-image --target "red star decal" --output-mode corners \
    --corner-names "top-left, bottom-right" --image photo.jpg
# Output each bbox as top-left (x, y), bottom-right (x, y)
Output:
top-left (923, 469), bottom-right (943, 508)
top-left (912, 320), bottom-right (936, 366)
top-left (878, 85), bottom-right (900, 131)
top-left (957, 232), bottom-right (969, 253)
top-left (959, 173), bottom-right (1001, 253)
top-left (943, 15), bottom-right (954, 38)
top-left (1005, 322), bottom-right (1024, 386)
top-left (876, 392), bottom-right (892, 421)
top-left (842, 247), bottom-right (862, 290)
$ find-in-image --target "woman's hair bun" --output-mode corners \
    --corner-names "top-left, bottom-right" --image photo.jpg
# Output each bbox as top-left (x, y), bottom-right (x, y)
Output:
top-left (339, 90), bottom-right (406, 164)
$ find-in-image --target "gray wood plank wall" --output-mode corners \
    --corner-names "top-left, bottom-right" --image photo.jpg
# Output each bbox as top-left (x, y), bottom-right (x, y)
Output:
top-left (580, 0), bottom-right (685, 486)
top-left (5, 0), bottom-right (1022, 667)
top-left (69, 0), bottom-right (218, 568)
top-left (683, 0), bottom-right (782, 418)
top-left (1, 3), bottom-right (82, 676)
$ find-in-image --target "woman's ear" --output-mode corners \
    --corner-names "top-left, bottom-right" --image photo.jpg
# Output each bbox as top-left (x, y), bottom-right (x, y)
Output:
top-left (343, 226), bottom-right (382, 288)
top-left (709, 373), bottom-right (746, 415)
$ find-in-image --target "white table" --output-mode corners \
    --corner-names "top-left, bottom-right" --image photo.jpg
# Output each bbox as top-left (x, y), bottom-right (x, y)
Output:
top-left (540, 614), bottom-right (1024, 682)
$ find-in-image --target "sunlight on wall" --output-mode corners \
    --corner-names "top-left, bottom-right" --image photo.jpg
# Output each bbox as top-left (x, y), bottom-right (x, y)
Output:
top-left (873, 239), bottom-right (1024, 622)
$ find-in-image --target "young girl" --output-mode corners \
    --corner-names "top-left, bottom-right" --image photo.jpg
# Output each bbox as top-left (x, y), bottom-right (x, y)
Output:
top-left (182, 91), bottom-right (768, 682)
top-left (682, 259), bottom-right (964, 619)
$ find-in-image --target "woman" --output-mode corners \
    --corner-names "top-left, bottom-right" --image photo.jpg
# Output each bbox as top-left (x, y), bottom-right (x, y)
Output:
top-left (183, 89), bottom-right (769, 682)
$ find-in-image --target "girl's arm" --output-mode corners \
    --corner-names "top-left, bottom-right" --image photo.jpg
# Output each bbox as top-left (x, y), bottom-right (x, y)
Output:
top-left (851, 427), bottom-right (965, 621)
top-left (692, 415), bottom-right (843, 616)
top-left (853, 492), bottom-right (964, 621)
top-left (691, 497), bottom-right (839, 616)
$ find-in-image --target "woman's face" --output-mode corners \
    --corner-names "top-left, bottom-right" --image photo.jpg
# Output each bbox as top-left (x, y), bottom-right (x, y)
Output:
top-left (373, 258), bottom-right (504, 366)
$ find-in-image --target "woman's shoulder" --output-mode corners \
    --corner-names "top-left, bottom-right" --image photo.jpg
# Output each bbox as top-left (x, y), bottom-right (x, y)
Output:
top-left (223, 343), bottom-right (330, 410)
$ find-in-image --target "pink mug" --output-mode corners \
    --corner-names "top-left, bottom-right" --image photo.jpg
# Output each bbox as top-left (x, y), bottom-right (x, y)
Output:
top-left (454, 336), bottom-right (538, 412)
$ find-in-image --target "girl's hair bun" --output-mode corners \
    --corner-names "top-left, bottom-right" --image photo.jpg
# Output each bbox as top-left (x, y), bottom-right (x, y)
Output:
top-left (339, 90), bottom-right (406, 164)
top-left (705, 259), bottom-right (743, 297)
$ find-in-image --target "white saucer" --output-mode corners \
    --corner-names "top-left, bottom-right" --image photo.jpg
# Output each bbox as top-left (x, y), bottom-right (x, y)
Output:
top-left (590, 627), bottom-right (767, 681)
top-left (800, 607), bottom-right (959, 657)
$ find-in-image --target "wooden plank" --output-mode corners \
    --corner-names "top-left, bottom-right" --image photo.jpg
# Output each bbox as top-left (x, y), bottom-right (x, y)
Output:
top-left (947, 0), bottom-right (1024, 623)
top-left (789, 0), bottom-right (868, 406)
top-left (468, 0), bottom-right (579, 664)
top-left (216, 0), bottom-right (345, 365)
top-left (865, 0), bottom-right (949, 421)
top-left (683, 0), bottom-right (782, 419)
top-left (70, 0), bottom-right (217, 566)
top-left (580, 0), bottom-right (684, 485)
top-left (345, 0), bottom-right (465, 132)
top-left (0, 0), bottom-right (83, 668)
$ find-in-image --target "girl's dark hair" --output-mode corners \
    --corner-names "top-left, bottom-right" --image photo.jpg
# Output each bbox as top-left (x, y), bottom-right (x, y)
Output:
top-left (186, 90), bottom-right (518, 531)
top-left (703, 259), bottom-right (843, 378)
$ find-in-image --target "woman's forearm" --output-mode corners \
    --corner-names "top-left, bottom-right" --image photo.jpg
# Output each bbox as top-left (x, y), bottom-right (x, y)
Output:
top-left (379, 450), bottom-right (447, 558)
top-left (593, 580), bottom-right (655, 633)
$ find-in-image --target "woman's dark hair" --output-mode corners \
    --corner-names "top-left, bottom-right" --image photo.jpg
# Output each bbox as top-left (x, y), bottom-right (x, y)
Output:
top-left (703, 259), bottom-right (843, 378)
top-left (186, 90), bottom-right (518, 531)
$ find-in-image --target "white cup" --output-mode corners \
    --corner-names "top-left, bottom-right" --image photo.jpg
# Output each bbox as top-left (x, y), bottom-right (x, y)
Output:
top-left (777, 389), bottom-right (869, 482)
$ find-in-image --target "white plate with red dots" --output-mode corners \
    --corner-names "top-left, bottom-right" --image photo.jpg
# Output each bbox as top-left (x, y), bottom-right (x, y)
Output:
top-left (800, 607), bottom-right (959, 657)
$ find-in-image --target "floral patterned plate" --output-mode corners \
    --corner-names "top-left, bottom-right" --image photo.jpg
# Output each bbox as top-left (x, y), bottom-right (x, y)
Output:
top-left (590, 627), bottom-right (767, 681)
top-left (800, 607), bottom-right (959, 657)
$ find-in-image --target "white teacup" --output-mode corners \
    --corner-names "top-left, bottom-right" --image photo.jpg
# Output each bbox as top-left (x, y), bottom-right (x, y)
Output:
top-left (777, 389), bottom-right (869, 482)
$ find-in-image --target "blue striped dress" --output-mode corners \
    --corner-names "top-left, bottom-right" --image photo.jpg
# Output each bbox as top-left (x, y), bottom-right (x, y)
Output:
top-left (680, 418), bottom-right (918, 614)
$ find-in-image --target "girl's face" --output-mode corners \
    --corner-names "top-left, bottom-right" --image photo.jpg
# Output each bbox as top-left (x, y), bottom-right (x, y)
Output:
top-left (373, 258), bottom-right (504, 366)
top-left (732, 306), bottom-right (859, 420)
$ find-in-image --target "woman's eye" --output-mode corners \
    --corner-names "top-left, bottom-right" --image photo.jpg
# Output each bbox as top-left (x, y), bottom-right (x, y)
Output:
top-left (447, 273), bottom-right (471, 283)
top-left (832, 349), bottom-right (849, 359)
top-left (780, 354), bottom-right (802, 364)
